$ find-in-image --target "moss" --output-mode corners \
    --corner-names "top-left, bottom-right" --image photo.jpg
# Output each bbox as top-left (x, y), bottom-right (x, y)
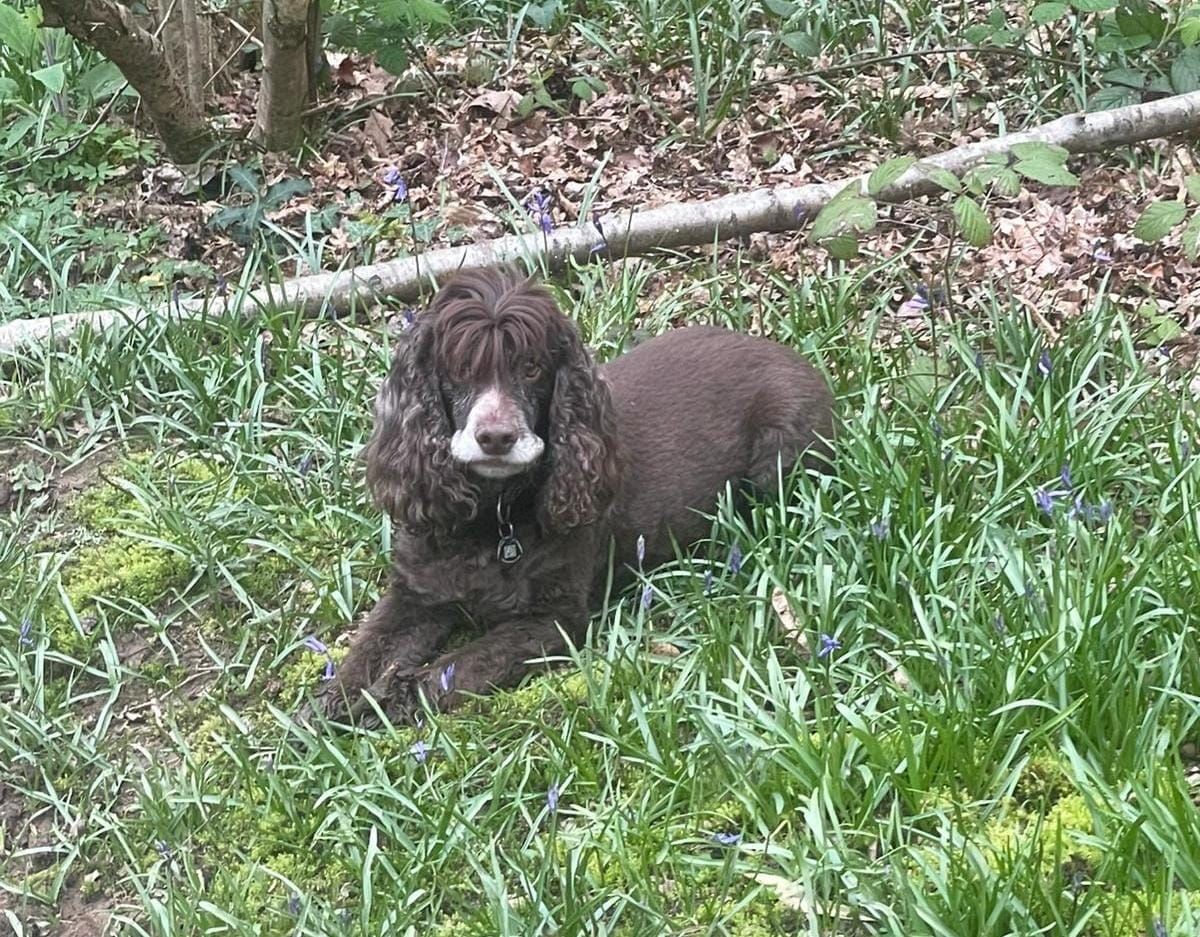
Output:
top-left (1014, 750), bottom-right (1078, 806)
top-left (50, 535), bottom-right (191, 653)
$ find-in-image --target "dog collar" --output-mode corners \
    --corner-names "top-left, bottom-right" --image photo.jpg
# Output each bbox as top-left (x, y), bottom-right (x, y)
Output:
top-left (496, 497), bottom-right (523, 564)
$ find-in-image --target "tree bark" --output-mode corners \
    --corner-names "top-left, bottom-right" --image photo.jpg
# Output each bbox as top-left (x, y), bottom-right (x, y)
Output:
top-left (253, 0), bottom-right (311, 150)
top-left (39, 0), bottom-right (213, 164)
top-left (4, 89), bottom-right (1200, 353)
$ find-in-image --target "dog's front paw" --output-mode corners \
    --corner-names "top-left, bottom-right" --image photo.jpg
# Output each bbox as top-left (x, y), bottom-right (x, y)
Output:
top-left (354, 662), bottom-right (458, 726)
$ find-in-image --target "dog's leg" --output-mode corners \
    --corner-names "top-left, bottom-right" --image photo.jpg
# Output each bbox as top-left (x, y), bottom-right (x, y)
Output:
top-left (301, 589), bottom-right (458, 725)
top-left (353, 608), bottom-right (589, 725)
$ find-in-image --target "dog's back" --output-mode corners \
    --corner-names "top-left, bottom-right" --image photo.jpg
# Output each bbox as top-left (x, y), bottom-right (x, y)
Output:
top-left (600, 326), bottom-right (834, 574)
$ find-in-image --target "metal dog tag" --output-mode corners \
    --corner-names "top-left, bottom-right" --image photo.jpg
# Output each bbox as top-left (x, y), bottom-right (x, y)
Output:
top-left (496, 497), bottom-right (523, 564)
top-left (497, 533), bottom-right (524, 564)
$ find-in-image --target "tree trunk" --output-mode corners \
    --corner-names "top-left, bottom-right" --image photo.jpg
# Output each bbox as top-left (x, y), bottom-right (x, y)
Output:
top-left (253, 0), bottom-right (311, 150)
top-left (39, 0), bottom-right (213, 165)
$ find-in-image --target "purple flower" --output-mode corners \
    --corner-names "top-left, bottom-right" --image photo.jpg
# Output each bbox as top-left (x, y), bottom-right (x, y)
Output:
top-left (703, 569), bottom-right (714, 596)
top-left (439, 662), bottom-right (456, 693)
top-left (297, 452), bottom-right (315, 476)
top-left (547, 783), bottom-right (560, 813)
top-left (154, 839), bottom-right (174, 860)
top-left (640, 584), bottom-right (653, 611)
top-left (1037, 350), bottom-right (1052, 377)
top-left (302, 635), bottom-right (335, 681)
top-left (898, 290), bottom-right (930, 316)
top-left (400, 307), bottom-right (417, 331)
top-left (1060, 463), bottom-right (1073, 490)
top-left (19, 617), bottom-right (33, 647)
top-left (1092, 242), bottom-right (1113, 264)
top-left (727, 544), bottom-right (743, 574)
top-left (1034, 487), bottom-right (1056, 514)
top-left (993, 613), bottom-right (1006, 634)
top-left (636, 534), bottom-right (645, 567)
top-left (287, 893), bottom-right (301, 916)
top-left (410, 740), bottom-right (428, 763)
top-left (931, 418), bottom-right (943, 439)
top-left (870, 518), bottom-right (889, 540)
top-left (818, 634), bottom-right (841, 660)
top-left (537, 211), bottom-right (554, 234)
top-left (1097, 500), bottom-right (1113, 522)
top-left (383, 166), bottom-right (402, 185)
top-left (974, 350), bottom-right (985, 371)
top-left (525, 188), bottom-right (554, 234)
top-left (1183, 439), bottom-right (1192, 460)
top-left (215, 273), bottom-right (228, 297)
top-left (711, 831), bottom-right (741, 846)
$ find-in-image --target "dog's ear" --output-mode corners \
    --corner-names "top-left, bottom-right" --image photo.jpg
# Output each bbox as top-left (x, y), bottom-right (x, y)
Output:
top-left (364, 314), bottom-right (477, 534)
top-left (539, 325), bottom-right (621, 532)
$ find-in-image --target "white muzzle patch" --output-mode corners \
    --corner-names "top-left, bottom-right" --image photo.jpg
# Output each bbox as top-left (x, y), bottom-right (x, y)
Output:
top-left (450, 387), bottom-right (545, 478)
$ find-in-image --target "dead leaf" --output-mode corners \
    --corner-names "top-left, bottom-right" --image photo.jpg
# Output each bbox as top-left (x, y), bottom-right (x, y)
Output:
top-left (771, 587), bottom-right (809, 657)
top-left (363, 108), bottom-right (395, 155)
top-left (464, 89), bottom-right (522, 120)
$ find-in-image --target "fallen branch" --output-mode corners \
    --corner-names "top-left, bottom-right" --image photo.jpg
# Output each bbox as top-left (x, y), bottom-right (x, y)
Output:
top-left (4, 90), bottom-right (1200, 354)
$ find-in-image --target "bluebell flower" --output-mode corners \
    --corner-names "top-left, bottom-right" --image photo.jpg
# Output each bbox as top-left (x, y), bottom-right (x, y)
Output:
top-left (974, 350), bottom-right (985, 371)
top-left (410, 740), bottom-right (428, 764)
top-left (870, 518), bottom-right (889, 540)
top-left (1152, 918), bottom-right (1167, 937)
top-left (1037, 350), bottom-right (1052, 377)
top-left (439, 662), bottom-right (456, 693)
top-left (383, 167), bottom-right (408, 201)
top-left (1097, 500), bottom-right (1113, 522)
top-left (1034, 487), bottom-right (1055, 514)
top-left (640, 584), bottom-right (653, 611)
top-left (703, 569), bottom-right (714, 596)
top-left (1060, 463), bottom-right (1073, 490)
top-left (727, 544), bottom-right (743, 574)
top-left (215, 273), bottom-right (228, 297)
top-left (287, 894), bottom-right (301, 916)
top-left (302, 635), bottom-right (335, 681)
top-left (711, 831), bottom-right (741, 846)
top-left (547, 783), bottom-right (560, 813)
top-left (297, 452), bottom-right (315, 476)
top-left (400, 308), bottom-right (417, 330)
top-left (19, 617), bottom-right (33, 647)
top-left (154, 839), bottom-right (174, 860)
top-left (818, 634), bottom-right (841, 659)
top-left (993, 613), bottom-right (1006, 634)
top-left (1183, 439), bottom-right (1192, 460)
top-left (636, 534), bottom-right (645, 567)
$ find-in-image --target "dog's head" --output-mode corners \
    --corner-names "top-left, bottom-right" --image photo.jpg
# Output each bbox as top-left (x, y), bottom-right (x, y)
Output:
top-left (365, 270), bottom-right (621, 536)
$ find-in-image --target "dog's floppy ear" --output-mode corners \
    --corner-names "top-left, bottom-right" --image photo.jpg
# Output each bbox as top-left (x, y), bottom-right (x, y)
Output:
top-left (539, 323), bottom-right (621, 532)
top-left (364, 314), bottom-right (477, 533)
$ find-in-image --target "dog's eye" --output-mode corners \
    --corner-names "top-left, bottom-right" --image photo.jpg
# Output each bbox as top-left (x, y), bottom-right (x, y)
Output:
top-left (522, 362), bottom-right (543, 382)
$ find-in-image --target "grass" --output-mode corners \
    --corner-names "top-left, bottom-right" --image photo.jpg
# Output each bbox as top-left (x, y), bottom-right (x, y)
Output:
top-left (3, 257), bottom-right (1200, 935)
top-left (3, 0), bottom-right (1200, 933)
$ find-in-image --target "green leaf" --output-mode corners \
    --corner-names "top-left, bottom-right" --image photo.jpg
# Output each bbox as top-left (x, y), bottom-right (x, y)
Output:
top-left (1181, 12), bottom-right (1200, 45)
top-left (953, 195), bottom-right (993, 247)
top-left (1031, 1), bottom-right (1068, 22)
top-left (226, 165), bottom-right (260, 195)
top-left (3, 113), bottom-right (35, 148)
top-left (823, 234), bottom-right (860, 259)
top-left (867, 156), bottom-right (916, 195)
top-left (765, 0), bottom-right (798, 15)
top-left (1102, 66), bottom-right (1147, 87)
top-left (407, 0), bottom-right (452, 23)
top-left (810, 191), bottom-right (878, 242)
top-left (1171, 47), bottom-right (1200, 93)
top-left (963, 24), bottom-right (994, 42)
top-left (525, 1), bottom-right (560, 28)
top-left (1010, 141), bottom-right (1070, 163)
top-left (263, 177), bottom-right (313, 210)
top-left (1070, 0), bottom-right (1116, 10)
top-left (1116, 1), bottom-right (1166, 39)
top-left (31, 62), bottom-right (65, 94)
top-left (994, 168), bottom-right (1022, 197)
top-left (0, 2), bottom-right (35, 57)
top-left (780, 31), bottom-right (819, 57)
top-left (375, 43), bottom-right (410, 76)
top-left (1133, 200), bottom-right (1187, 242)
top-left (1185, 174), bottom-right (1200, 203)
top-left (1181, 212), bottom-right (1200, 262)
top-left (1136, 299), bottom-right (1182, 343)
top-left (1090, 85), bottom-right (1139, 109)
top-left (920, 164), bottom-right (962, 193)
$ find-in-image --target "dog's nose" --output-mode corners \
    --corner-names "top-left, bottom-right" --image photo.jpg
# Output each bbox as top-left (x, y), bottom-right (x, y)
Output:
top-left (476, 427), bottom-right (517, 456)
